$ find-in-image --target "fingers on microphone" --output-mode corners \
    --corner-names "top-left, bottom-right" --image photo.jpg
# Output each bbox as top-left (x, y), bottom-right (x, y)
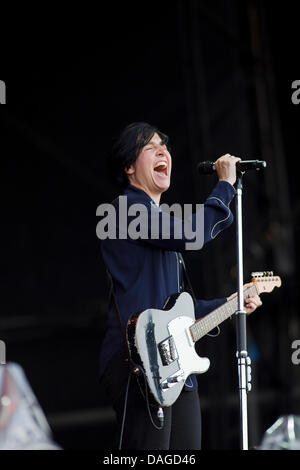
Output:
top-left (225, 154), bottom-right (241, 162)
top-left (215, 154), bottom-right (241, 164)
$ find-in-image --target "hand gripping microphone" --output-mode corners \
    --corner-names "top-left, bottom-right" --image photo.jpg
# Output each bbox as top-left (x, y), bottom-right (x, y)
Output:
top-left (197, 160), bottom-right (266, 174)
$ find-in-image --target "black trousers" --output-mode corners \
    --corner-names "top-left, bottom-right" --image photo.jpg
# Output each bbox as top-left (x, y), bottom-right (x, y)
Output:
top-left (101, 350), bottom-right (202, 450)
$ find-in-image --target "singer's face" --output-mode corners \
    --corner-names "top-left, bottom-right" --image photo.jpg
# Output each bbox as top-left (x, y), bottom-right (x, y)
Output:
top-left (125, 133), bottom-right (172, 204)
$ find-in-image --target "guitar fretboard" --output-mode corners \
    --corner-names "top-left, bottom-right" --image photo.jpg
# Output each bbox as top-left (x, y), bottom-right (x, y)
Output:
top-left (190, 285), bottom-right (257, 343)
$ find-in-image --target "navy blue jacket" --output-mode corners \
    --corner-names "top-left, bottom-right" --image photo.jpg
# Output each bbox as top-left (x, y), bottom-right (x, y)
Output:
top-left (99, 181), bottom-right (236, 391)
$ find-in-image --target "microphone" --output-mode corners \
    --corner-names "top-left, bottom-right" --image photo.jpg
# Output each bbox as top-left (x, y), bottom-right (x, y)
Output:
top-left (197, 160), bottom-right (267, 174)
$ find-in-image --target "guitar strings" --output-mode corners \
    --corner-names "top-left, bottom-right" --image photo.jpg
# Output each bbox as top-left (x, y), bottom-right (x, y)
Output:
top-left (159, 287), bottom-right (256, 354)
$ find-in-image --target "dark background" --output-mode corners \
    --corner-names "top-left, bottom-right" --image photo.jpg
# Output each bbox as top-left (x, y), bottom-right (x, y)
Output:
top-left (1, 0), bottom-right (300, 450)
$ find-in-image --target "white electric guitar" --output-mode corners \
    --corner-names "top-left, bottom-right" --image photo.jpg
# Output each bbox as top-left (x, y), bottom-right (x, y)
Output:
top-left (126, 272), bottom-right (281, 407)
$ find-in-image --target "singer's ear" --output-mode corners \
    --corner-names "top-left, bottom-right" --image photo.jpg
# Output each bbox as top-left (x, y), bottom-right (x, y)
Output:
top-left (125, 164), bottom-right (135, 176)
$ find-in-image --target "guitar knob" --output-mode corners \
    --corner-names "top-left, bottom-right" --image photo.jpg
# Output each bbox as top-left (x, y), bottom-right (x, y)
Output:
top-left (162, 382), bottom-right (170, 389)
top-left (167, 376), bottom-right (179, 384)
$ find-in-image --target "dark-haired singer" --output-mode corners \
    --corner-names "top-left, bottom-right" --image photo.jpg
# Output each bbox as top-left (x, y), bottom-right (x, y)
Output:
top-left (98, 122), bottom-right (262, 450)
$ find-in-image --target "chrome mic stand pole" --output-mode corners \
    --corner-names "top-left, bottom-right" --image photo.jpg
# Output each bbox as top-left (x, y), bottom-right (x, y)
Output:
top-left (235, 171), bottom-right (252, 450)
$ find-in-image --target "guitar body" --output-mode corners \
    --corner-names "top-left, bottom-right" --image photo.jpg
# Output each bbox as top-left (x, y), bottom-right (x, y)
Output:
top-left (126, 272), bottom-right (281, 408)
top-left (127, 292), bottom-right (210, 407)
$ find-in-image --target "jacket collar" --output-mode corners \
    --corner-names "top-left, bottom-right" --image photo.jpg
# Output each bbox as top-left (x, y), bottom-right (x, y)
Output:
top-left (123, 184), bottom-right (158, 207)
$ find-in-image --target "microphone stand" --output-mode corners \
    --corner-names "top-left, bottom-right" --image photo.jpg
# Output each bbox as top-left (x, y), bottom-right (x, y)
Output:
top-left (235, 170), bottom-right (252, 450)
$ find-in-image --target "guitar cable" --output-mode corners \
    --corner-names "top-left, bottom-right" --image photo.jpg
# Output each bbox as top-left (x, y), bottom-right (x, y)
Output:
top-left (118, 370), bottom-right (132, 450)
top-left (118, 366), bottom-right (165, 449)
top-left (141, 368), bottom-right (164, 431)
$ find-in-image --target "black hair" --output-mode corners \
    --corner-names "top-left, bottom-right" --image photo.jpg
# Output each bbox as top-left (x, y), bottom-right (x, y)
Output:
top-left (107, 122), bottom-right (170, 190)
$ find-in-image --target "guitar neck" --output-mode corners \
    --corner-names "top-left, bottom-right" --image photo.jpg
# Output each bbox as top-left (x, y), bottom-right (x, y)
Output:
top-left (190, 285), bottom-right (257, 343)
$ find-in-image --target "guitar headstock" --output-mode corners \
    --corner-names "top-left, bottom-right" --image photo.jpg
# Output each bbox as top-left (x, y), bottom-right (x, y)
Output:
top-left (251, 271), bottom-right (282, 294)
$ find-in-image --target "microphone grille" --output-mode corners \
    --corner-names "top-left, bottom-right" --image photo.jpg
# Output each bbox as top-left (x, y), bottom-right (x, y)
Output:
top-left (197, 161), bottom-right (215, 174)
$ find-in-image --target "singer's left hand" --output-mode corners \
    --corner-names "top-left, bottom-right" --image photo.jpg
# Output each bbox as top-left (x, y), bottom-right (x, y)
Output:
top-left (243, 283), bottom-right (262, 315)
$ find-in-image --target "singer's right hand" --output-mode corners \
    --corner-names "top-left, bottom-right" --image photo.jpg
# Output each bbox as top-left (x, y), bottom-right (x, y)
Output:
top-left (214, 154), bottom-right (241, 186)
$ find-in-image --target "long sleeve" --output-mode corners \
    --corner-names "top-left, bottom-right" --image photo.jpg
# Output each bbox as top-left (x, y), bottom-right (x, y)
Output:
top-left (100, 180), bottom-right (236, 253)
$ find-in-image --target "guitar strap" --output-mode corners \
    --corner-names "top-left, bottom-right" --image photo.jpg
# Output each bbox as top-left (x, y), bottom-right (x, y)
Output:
top-left (179, 254), bottom-right (197, 305)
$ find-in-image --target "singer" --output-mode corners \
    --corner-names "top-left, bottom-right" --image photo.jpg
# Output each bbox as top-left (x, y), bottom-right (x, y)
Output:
top-left (98, 122), bottom-right (262, 450)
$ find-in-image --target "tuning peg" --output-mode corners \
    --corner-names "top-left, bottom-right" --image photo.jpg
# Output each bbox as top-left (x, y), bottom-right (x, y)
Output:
top-left (251, 271), bottom-right (274, 278)
top-left (251, 271), bottom-right (263, 278)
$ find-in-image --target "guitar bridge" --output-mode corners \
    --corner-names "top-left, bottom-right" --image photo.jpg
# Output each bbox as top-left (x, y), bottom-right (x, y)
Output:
top-left (158, 336), bottom-right (178, 365)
